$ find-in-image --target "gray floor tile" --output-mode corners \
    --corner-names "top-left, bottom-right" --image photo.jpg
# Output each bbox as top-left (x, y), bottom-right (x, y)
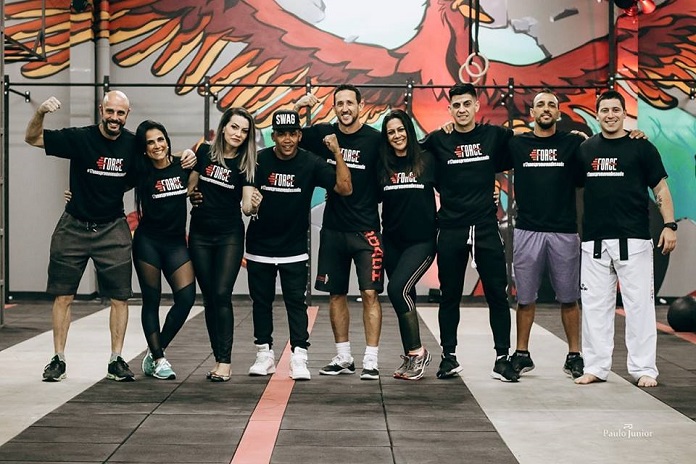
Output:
top-left (108, 443), bottom-right (235, 463)
top-left (0, 442), bottom-right (119, 462)
top-left (271, 446), bottom-right (394, 464)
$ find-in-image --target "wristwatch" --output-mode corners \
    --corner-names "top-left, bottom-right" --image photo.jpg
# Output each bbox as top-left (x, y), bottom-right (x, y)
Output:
top-left (663, 222), bottom-right (678, 231)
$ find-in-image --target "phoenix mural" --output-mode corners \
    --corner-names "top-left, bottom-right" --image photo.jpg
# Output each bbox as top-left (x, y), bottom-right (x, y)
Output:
top-left (4, 0), bottom-right (695, 296)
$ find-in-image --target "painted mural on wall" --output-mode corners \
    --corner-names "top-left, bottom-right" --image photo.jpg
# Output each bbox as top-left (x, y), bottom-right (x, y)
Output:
top-left (5, 0), bottom-right (695, 297)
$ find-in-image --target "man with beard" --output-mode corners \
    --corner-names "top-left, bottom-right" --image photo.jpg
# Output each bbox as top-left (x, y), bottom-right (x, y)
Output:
top-left (506, 89), bottom-right (586, 379)
top-left (293, 85), bottom-right (384, 380)
top-left (25, 91), bottom-right (194, 383)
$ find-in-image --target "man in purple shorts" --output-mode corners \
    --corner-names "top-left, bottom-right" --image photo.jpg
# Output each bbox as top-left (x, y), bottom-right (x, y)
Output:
top-left (507, 89), bottom-right (587, 379)
top-left (508, 89), bottom-right (645, 379)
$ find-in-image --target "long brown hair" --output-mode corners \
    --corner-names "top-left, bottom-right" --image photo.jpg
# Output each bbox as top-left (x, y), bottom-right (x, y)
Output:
top-left (379, 109), bottom-right (425, 184)
top-left (209, 107), bottom-right (258, 182)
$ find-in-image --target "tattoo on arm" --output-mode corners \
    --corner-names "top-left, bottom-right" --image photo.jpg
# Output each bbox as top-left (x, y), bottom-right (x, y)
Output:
top-left (655, 194), bottom-right (663, 209)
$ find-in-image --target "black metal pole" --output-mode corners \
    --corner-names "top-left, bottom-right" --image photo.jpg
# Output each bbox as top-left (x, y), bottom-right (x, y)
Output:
top-left (608, 1), bottom-right (616, 87)
top-left (505, 77), bottom-right (515, 305)
top-left (203, 76), bottom-right (211, 139)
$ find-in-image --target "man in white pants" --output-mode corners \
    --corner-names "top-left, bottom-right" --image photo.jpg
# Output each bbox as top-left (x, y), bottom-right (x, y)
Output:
top-left (575, 90), bottom-right (677, 388)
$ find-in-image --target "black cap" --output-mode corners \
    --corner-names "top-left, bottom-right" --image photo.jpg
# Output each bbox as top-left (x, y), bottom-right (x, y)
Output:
top-left (272, 110), bottom-right (301, 131)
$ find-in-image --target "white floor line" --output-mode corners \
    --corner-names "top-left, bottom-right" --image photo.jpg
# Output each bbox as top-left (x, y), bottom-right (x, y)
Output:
top-left (0, 305), bottom-right (203, 446)
top-left (418, 306), bottom-right (696, 464)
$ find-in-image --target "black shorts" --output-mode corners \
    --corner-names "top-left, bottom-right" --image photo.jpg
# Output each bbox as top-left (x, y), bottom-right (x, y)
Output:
top-left (314, 228), bottom-right (384, 294)
top-left (47, 212), bottom-right (133, 300)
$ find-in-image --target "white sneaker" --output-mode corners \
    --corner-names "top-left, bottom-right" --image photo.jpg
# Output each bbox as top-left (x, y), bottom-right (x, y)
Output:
top-left (289, 348), bottom-right (311, 380)
top-left (248, 344), bottom-right (276, 376)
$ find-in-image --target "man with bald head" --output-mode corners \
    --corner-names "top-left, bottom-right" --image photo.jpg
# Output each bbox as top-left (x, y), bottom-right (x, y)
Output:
top-left (25, 90), bottom-right (138, 382)
top-left (506, 89), bottom-right (586, 380)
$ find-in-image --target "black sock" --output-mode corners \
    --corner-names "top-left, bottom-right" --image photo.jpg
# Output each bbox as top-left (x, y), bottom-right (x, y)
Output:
top-left (515, 350), bottom-right (530, 356)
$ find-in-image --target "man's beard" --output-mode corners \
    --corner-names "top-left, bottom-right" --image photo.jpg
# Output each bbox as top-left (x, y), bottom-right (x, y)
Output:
top-left (536, 117), bottom-right (555, 130)
top-left (101, 119), bottom-right (124, 137)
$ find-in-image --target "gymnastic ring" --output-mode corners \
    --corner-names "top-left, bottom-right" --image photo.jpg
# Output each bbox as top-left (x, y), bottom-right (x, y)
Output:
top-left (461, 52), bottom-right (490, 80)
top-left (458, 60), bottom-right (483, 85)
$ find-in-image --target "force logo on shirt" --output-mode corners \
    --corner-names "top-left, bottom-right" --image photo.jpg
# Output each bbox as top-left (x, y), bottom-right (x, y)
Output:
top-left (588, 157), bottom-right (624, 177)
top-left (260, 172), bottom-right (301, 193)
top-left (153, 176), bottom-right (187, 199)
top-left (201, 164), bottom-right (236, 189)
top-left (328, 148), bottom-right (365, 170)
top-left (87, 156), bottom-right (126, 177)
top-left (522, 148), bottom-right (565, 168)
top-left (448, 143), bottom-right (489, 164)
top-left (383, 171), bottom-right (424, 191)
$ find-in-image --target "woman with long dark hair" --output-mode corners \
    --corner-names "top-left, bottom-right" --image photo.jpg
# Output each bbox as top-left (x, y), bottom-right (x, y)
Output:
top-left (133, 120), bottom-right (196, 380)
top-left (378, 109), bottom-right (437, 380)
top-left (188, 107), bottom-right (258, 382)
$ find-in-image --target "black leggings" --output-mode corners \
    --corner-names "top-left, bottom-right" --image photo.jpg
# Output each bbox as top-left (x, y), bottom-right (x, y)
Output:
top-left (132, 230), bottom-right (195, 360)
top-left (188, 229), bottom-right (244, 364)
top-left (384, 235), bottom-right (435, 353)
top-left (437, 222), bottom-right (511, 356)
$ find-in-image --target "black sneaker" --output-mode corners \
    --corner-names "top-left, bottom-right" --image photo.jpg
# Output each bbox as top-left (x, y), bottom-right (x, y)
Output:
top-left (491, 356), bottom-right (520, 382)
top-left (510, 351), bottom-right (535, 374)
top-left (107, 356), bottom-right (135, 382)
top-left (436, 354), bottom-right (463, 379)
top-left (360, 357), bottom-right (379, 380)
top-left (563, 353), bottom-right (585, 379)
top-left (319, 355), bottom-right (356, 375)
top-left (42, 355), bottom-right (66, 382)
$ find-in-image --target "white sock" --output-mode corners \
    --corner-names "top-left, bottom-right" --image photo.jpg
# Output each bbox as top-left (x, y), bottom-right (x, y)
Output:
top-left (336, 342), bottom-right (351, 360)
top-left (364, 345), bottom-right (379, 361)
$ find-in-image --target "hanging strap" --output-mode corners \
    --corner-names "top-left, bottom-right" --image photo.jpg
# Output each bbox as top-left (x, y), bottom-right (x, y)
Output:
top-left (468, 0), bottom-right (481, 56)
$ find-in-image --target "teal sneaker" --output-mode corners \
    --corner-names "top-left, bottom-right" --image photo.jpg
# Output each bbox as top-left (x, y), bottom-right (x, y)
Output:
top-left (153, 358), bottom-right (176, 380)
top-left (141, 353), bottom-right (155, 377)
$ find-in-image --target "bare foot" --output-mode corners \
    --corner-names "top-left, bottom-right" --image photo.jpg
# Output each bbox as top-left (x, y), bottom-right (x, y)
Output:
top-left (637, 375), bottom-right (658, 387)
top-left (575, 373), bottom-right (605, 385)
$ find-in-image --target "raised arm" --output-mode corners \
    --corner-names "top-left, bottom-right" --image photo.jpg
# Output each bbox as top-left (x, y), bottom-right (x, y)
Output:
top-left (293, 92), bottom-right (319, 113)
top-left (324, 134), bottom-right (352, 196)
top-left (652, 178), bottom-right (677, 254)
top-left (25, 97), bottom-right (62, 148)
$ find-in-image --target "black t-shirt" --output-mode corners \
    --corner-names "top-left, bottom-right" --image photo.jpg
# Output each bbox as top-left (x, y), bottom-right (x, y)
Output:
top-left (137, 160), bottom-right (190, 240)
top-left (508, 131), bottom-right (583, 233)
top-left (190, 143), bottom-right (249, 235)
top-left (246, 147), bottom-right (336, 257)
top-left (43, 125), bottom-right (135, 223)
top-left (578, 133), bottom-right (667, 241)
top-left (299, 123), bottom-right (380, 232)
top-left (380, 152), bottom-right (437, 243)
top-left (422, 124), bottom-right (513, 228)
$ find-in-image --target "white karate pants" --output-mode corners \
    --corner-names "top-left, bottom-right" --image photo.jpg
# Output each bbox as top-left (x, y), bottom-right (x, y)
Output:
top-left (580, 239), bottom-right (658, 381)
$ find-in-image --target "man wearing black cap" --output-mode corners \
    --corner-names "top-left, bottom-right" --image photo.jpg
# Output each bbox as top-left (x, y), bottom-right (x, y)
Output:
top-left (245, 110), bottom-right (352, 380)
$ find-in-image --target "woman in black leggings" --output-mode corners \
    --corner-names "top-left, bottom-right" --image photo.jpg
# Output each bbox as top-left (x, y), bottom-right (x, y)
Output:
top-left (188, 107), bottom-right (258, 382)
top-left (133, 120), bottom-right (196, 380)
top-left (378, 110), bottom-right (437, 380)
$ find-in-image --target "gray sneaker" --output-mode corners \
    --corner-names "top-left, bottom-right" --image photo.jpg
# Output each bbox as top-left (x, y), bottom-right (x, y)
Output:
top-left (402, 349), bottom-right (432, 380)
top-left (393, 355), bottom-right (411, 379)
